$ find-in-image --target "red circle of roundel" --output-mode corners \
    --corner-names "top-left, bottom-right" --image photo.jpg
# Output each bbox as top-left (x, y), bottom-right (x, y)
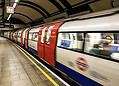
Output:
top-left (76, 57), bottom-right (89, 71)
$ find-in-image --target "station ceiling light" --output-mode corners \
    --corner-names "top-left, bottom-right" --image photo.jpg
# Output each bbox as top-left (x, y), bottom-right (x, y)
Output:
top-left (7, 0), bottom-right (20, 20)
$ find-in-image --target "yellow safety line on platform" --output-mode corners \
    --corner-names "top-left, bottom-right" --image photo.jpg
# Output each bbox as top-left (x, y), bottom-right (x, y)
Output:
top-left (14, 44), bottom-right (59, 86)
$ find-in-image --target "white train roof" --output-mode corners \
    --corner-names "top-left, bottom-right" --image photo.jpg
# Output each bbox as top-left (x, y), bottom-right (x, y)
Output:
top-left (59, 13), bottom-right (119, 32)
top-left (29, 26), bottom-right (42, 33)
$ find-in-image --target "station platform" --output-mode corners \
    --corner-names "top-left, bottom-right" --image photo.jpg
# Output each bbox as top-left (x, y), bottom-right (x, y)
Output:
top-left (0, 37), bottom-right (68, 86)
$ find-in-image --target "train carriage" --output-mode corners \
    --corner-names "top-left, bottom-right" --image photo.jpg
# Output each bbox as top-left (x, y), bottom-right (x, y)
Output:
top-left (4, 32), bottom-right (8, 38)
top-left (12, 31), bottom-right (18, 43)
top-left (28, 26), bottom-right (41, 56)
top-left (9, 31), bottom-right (13, 40)
top-left (21, 28), bottom-right (30, 48)
top-left (56, 13), bottom-right (119, 86)
top-left (17, 29), bottom-right (24, 46)
top-left (8, 31), bottom-right (11, 39)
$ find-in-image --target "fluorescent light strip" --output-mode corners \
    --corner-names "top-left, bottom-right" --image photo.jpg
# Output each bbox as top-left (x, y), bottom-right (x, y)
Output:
top-left (15, 0), bottom-right (20, 3)
top-left (7, 0), bottom-right (19, 20)
top-left (13, 3), bottom-right (17, 8)
top-left (7, 14), bottom-right (12, 20)
top-left (7, 0), bottom-right (20, 20)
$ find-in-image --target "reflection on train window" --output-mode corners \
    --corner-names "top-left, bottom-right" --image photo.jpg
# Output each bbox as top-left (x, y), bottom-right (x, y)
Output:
top-left (84, 33), bottom-right (119, 60)
top-left (45, 29), bottom-right (51, 44)
top-left (57, 33), bottom-right (84, 51)
top-left (41, 27), bottom-right (47, 43)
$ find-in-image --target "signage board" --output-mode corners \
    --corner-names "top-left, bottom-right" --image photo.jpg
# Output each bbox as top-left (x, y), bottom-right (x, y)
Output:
top-left (6, 6), bottom-right (14, 14)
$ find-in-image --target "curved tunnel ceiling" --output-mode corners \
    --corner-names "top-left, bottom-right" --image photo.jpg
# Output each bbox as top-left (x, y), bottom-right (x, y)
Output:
top-left (27, 0), bottom-right (61, 14)
top-left (15, 5), bottom-right (42, 20)
top-left (1, 0), bottom-right (118, 26)
top-left (18, 3), bottom-right (46, 17)
top-left (12, 12), bottom-right (33, 23)
top-left (20, 1), bottom-right (50, 17)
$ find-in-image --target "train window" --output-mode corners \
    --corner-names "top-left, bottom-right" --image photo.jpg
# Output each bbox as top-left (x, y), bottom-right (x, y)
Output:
top-left (32, 32), bottom-right (38, 41)
top-left (17, 33), bottom-right (19, 37)
top-left (29, 33), bottom-right (32, 40)
top-left (57, 32), bottom-right (84, 51)
top-left (62, 33), bottom-right (70, 39)
top-left (18, 33), bottom-right (21, 38)
top-left (84, 33), bottom-right (119, 60)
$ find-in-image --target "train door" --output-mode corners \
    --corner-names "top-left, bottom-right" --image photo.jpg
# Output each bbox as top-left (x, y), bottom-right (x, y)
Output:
top-left (25, 30), bottom-right (28, 49)
top-left (10, 32), bottom-right (13, 40)
top-left (38, 27), bottom-right (47, 60)
top-left (13, 32), bottom-right (17, 42)
top-left (20, 29), bottom-right (24, 47)
top-left (44, 23), bottom-right (62, 65)
top-left (17, 30), bottom-right (21, 44)
top-left (22, 28), bottom-right (28, 47)
top-left (25, 28), bottom-right (31, 49)
top-left (15, 31), bottom-right (18, 43)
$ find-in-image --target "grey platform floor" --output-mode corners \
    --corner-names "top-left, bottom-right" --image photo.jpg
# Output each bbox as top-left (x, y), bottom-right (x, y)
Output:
top-left (0, 37), bottom-right (57, 86)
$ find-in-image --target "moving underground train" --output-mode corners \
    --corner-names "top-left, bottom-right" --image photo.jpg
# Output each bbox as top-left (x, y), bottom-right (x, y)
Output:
top-left (4, 8), bottom-right (119, 86)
